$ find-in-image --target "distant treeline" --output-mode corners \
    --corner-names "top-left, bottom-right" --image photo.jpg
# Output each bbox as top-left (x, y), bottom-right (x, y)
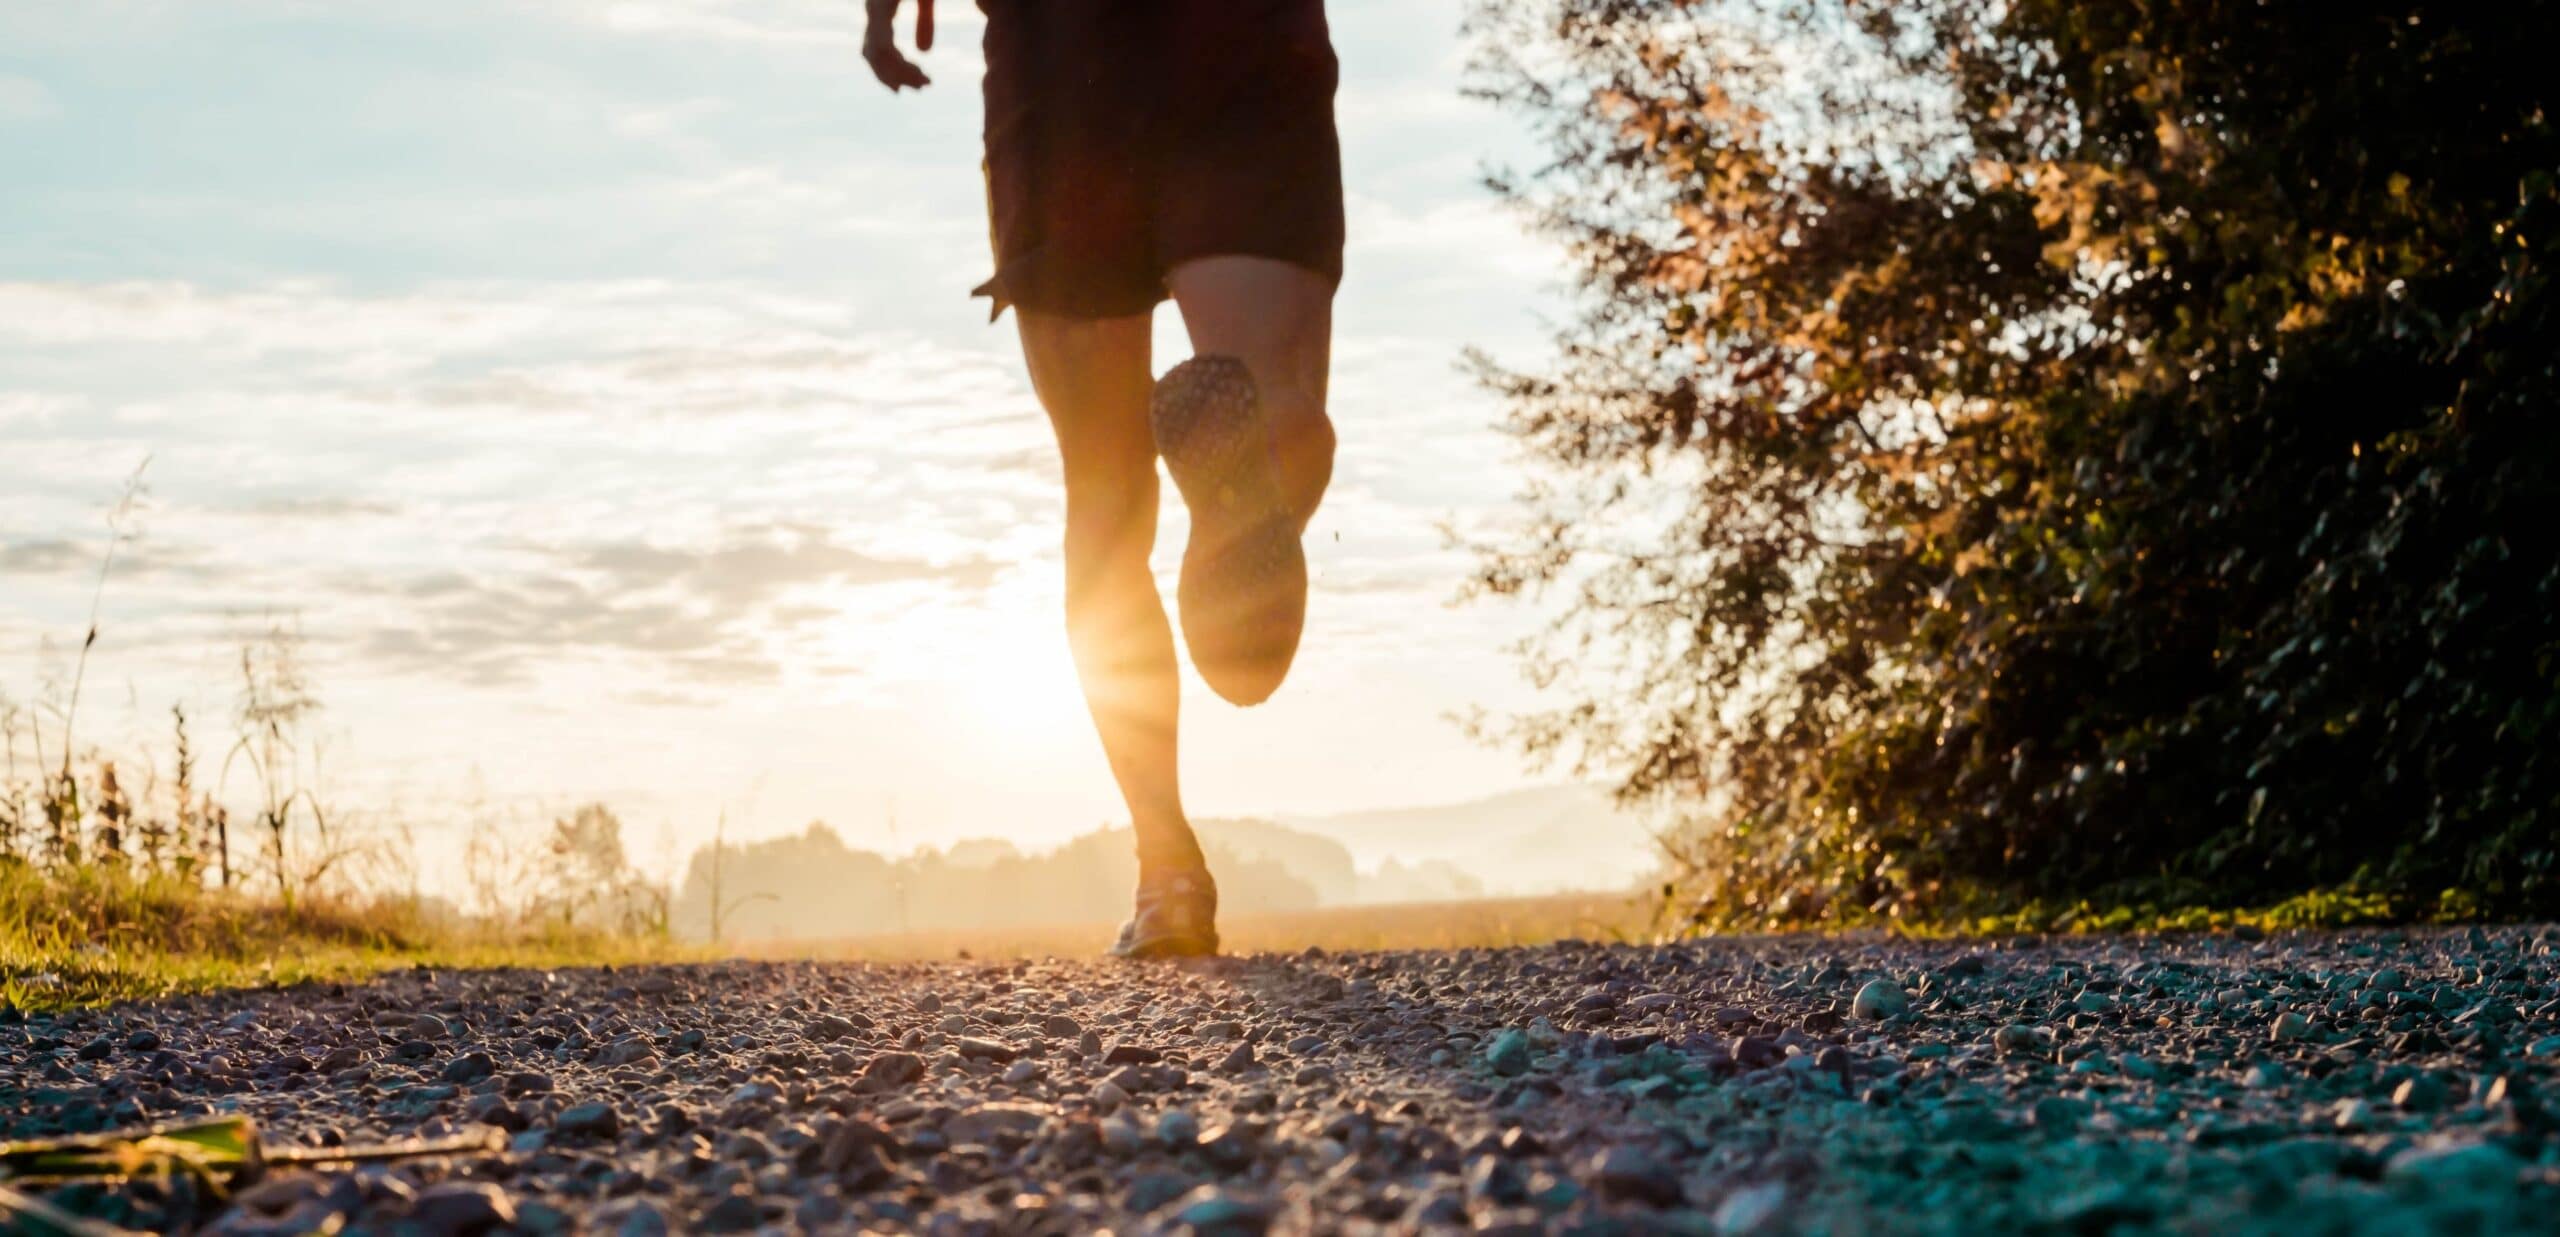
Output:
top-left (670, 818), bottom-right (1480, 942)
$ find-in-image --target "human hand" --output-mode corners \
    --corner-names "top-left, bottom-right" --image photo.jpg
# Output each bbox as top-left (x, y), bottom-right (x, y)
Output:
top-left (863, 0), bottom-right (936, 91)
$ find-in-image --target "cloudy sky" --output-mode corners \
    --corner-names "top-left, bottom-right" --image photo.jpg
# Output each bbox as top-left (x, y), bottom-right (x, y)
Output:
top-left (0, 0), bottom-right (1577, 882)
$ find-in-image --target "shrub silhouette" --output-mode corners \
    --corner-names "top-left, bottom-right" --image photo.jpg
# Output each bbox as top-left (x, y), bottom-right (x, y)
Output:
top-left (1466, 0), bottom-right (2560, 922)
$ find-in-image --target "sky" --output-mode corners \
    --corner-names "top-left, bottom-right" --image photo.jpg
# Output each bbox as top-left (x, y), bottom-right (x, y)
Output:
top-left (0, 0), bottom-right (1581, 885)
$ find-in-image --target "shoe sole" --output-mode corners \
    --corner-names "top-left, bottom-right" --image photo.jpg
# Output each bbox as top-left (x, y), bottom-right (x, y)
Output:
top-left (1151, 356), bottom-right (1307, 707)
top-left (1108, 928), bottom-right (1221, 960)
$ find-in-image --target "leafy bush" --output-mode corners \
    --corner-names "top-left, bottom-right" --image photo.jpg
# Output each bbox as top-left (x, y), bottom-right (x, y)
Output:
top-left (1467, 0), bottom-right (2560, 923)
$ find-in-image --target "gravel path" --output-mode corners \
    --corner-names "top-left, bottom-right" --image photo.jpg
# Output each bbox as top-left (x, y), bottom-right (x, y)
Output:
top-left (8, 927), bottom-right (2560, 1234)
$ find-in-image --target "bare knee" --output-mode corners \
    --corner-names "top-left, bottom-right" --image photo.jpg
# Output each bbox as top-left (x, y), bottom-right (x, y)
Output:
top-left (1264, 384), bottom-right (1335, 521)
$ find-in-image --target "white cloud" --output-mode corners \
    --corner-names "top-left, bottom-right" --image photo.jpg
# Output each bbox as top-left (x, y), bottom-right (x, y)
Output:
top-left (0, 74), bottom-right (56, 123)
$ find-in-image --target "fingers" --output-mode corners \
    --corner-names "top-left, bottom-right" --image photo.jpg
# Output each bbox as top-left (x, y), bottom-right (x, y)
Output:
top-left (861, 0), bottom-right (931, 91)
top-left (863, 39), bottom-right (931, 91)
top-left (868, 53), bottom-right (931, 91)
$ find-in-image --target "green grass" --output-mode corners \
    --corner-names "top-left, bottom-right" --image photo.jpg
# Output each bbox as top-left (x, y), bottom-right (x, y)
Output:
top-left (0, 863), bottom-right (674, 1011)
top-left (1935, 883), bottom-right (2490, 938)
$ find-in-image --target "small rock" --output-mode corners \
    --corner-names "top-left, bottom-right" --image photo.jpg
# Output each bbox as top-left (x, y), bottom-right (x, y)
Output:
top-left (405, 1181), bottom-right (516, 1236)
top-left (1170, 1186), bottom-right (1273, 1234)
top-left (958, 1036), bottom-right (1018, 1062)
top-left (807, 1014), bottom-right (860, 1042)
top-left (1157, 1107), bottom-right (1201, 1148)
top-left (597, 1037), bottom-right (656, 1068)
top-left (1713, 1182), bottom-right (1787, 1235)
top-left (607, 1200), bottom-right (672, 1237)
top-left (1002, 1058), bottom-right (1044, 1085)
top-left (943, 1103), bottom-right (1049, 1144)
top-left (1466, 1154), bottom-right (1528, 1205)
top-left (1484, 1028), bottom-right (1533, 1076)
top-left (2395, 1073), bottom-right (2451, 1112)
top-left (1128, 1172), bottom-right (1202, 1214)
top-left (1851, 980), bottom-right (1907, 1021)
top-left (1101, 1115), bottom-right (1146, 1155)
top-left (1217, 1041), bottom-right (1256, 1074)
top-left (2386, 1140), bottom-right (2524, 1192)
top-left (863, 1051), bottom-right (926, 1089)
top-left (1592, 1145), bottom-right (1683, 1207)
top-left (1199, 1121), bottom-right (1260, 1170)
top-left (441, 1051), bottom-right (496, 1084)
top-left (695, 1192), bottom-right (766, 1233)
top-left (2271, 1013), bottom-right (2313, 1043)
top-left (123, 1029), bottom-right (161, 1052)
top-left (555, 1102), bottom-right (621, 1140)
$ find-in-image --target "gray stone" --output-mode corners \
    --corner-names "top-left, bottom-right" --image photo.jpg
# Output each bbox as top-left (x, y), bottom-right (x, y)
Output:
top-left (1484, 1028), bottom-right (1533, 1076)
top-left (441, 1051), bottom-right (495, 1084)
top-left (2386, 1141), bottom-right (2524, 1192)
top-left (1852, 980), bottom-right (1908, 1020)
top-left (862, 1050), bottom-right (926, 1088)
top-left (1170, 1186), bottom-right (1273, 1234)
top-left (555, 1102), bottom-right (621, 1139)
top-left (405, 1181), bottom-right (516, 1236)
top-left (943, 1103), bottom-right (1049, 1144)
top-left (1592, 1145), bottom-right (1683, 1206)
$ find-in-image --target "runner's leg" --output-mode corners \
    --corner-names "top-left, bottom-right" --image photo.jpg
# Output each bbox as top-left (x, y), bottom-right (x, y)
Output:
top-left (1167, 255), bottom-right (1338, 525)
top-left (1014, 310), bottom-right (1205, 883)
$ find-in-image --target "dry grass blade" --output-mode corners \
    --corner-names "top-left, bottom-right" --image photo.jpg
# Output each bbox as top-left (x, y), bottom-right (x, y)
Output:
top-left (0, 1116), bottom-right (257, 1188)
top-left (0, 1117), bottom-right (502, 1232)
top-left (261, 1126), bottom-right (505, 1167)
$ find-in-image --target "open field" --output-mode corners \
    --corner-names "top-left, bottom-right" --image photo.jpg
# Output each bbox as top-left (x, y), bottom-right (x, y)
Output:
top-left (734, 890), bottom-right (1659, 963)
top-left (0, 865), bottom-right (672, 1012)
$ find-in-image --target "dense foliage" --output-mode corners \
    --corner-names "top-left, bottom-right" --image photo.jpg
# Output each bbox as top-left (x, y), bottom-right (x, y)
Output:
top-left (1467, 0), bottom-right (2560, 923)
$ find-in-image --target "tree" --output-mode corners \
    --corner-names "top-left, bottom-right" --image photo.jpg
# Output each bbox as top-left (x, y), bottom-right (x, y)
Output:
top-left (1467, 0), bottom-right (2560, 923)
top-left (540, 803), bottom-right (667, 935)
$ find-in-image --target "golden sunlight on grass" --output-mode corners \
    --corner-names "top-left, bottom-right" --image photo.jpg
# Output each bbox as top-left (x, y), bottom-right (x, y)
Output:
top-left (743, 891), bottom-right (1656, 963)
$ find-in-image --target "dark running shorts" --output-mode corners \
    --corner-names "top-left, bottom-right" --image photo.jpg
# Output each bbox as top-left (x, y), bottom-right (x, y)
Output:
top-left (973, 0), bottom-right (1346, 321)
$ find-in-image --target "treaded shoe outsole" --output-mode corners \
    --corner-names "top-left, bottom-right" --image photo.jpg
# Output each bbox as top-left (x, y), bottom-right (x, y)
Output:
top-left (1151, 356), bottom-right (1308, 707)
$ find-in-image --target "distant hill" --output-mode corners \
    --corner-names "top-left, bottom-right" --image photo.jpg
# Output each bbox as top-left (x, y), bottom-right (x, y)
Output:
top-left (1279, 785), bottom-right (1661, 898)
top-left (671, 819), bottom-right (1334, 944)
top-left (672, 787), bottom-right (1656, 942)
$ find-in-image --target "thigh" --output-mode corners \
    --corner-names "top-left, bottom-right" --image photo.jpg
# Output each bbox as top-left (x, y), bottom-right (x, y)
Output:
top-left (1154, 0), bottom-right (1345, 288)
top-left (1167, 256), bottom-right (1334, 410)
top-left (977, 0), bottom-right (1167, 320)
top-left (1015, 310), bottom-right (1159, 490)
